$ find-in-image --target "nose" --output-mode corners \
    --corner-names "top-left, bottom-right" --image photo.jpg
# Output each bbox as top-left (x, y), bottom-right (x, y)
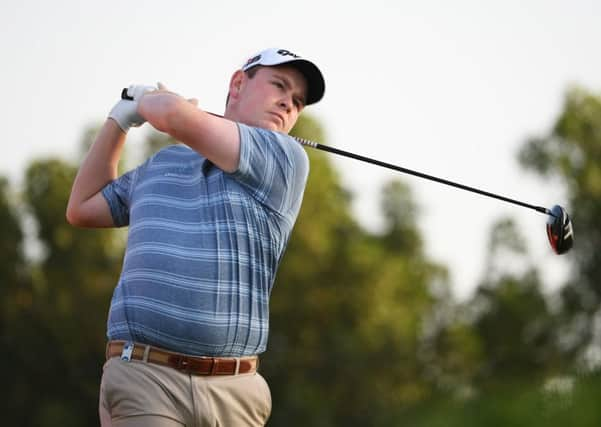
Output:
top-left (278, 97), bottom-right (292, 113)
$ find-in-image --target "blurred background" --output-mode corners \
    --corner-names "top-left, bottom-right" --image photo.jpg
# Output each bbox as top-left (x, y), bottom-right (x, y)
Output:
top-left (2, 1), bottom-right (601, 425)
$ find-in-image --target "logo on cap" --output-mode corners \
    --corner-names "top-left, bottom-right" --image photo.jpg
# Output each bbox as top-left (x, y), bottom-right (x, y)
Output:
top-left (276, 49), bottom-right (300, 59)
top-left (245, 54), bottom-right (262, 67)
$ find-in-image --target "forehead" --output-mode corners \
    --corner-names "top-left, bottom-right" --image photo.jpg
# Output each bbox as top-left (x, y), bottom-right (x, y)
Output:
top-left (257, 66), bottom-right (308, 94)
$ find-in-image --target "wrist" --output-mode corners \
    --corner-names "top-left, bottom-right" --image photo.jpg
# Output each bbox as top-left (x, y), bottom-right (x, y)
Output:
top-left (108, 84), bottom-right (158, 132)
top-left (108, 99), bottom-right (145, 132)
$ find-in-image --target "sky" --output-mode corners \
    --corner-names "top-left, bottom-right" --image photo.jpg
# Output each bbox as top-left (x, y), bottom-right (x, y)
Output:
top-left (2, 0), bottom-right (600, 300)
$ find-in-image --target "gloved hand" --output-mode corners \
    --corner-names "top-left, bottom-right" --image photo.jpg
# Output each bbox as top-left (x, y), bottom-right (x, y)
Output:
top-left (108, 84), bottom-right (157, 132)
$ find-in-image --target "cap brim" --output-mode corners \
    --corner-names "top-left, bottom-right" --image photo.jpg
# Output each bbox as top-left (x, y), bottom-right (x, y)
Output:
top-left (286, 59), bottom-right (325, 105)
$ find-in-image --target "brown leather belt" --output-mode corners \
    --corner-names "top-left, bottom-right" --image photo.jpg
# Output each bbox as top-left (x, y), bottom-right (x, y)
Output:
top-left (106, 341), bottom-right (258, 376)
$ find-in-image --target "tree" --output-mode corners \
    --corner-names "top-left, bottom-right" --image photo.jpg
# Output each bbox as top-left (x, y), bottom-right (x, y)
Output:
top-left (0, 176), bottom-right (33, 422)
top-left (468, 219), bottom-right (558, 383)
top-left (264, 114), bottom-right (452, 426)
top-left (518, 86), bottom-right (601, 362)
top-left (1, 124), bottom-right (128, 425)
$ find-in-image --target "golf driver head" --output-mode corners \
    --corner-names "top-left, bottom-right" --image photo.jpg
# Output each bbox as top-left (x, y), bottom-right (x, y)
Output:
top-left (546, 205), bottom-right (574, 255)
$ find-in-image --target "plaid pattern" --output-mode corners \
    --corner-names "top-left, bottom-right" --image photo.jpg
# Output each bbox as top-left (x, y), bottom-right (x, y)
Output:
top-left (101, 123), bottom-right (309, 356)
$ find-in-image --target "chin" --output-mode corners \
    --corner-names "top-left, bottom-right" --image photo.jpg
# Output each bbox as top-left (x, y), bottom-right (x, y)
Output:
top-left (259, 120), bottom-right (281, 132)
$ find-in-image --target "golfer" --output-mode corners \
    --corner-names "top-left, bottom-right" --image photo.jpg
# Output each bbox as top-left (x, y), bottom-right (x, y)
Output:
top-left (66, 48), bottom-right (325, 426)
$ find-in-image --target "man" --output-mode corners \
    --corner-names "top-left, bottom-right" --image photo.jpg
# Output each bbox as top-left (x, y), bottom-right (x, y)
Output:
top-left (66, 48), bottom-right (325, 427)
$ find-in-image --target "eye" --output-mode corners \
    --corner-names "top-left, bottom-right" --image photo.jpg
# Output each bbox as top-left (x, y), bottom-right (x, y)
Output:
top-left (272, 81), bottom-right (285, 90)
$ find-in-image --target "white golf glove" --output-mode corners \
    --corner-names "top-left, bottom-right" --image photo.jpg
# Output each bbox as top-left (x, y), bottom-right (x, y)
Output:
top-left (108, 84), bottom-right (157, 132)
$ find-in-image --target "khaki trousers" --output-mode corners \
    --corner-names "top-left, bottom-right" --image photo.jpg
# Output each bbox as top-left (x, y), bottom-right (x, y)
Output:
top-left (99, 357), bottom-right (271, 426)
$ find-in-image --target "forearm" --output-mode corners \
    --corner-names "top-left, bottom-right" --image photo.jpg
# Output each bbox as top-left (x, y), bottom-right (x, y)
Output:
top-left (138, 91), bottom-right (203, 140)
top-left (66, 119), bottom-right (125, 217)
top-left (137, 91), bottom-right (182, 133)
top-left (139, 91), bottom-right (240, 172)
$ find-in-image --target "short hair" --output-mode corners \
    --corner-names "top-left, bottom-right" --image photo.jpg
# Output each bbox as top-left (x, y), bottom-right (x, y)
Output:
top-left (226, 67), bottom-right (260, 107)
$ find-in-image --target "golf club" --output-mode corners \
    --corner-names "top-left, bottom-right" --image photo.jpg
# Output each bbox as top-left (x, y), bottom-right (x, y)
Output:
top-left (121, 88), bottom-right (574, 255)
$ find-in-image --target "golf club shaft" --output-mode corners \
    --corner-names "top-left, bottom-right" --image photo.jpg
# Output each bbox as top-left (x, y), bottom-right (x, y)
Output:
top-left (120, 88), bottom-right (551, 216)
top-left (294, 137), bottom-right (551, 216)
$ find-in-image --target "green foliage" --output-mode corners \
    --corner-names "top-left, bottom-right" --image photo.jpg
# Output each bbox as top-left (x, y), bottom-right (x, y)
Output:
top-left (1, 138), bottom-right (124, 424)
top-left (0, 177), bottom-right (30, 420)
top-left (264, 115), bottom-right (452, 426)
top-left (465, 219), bottom-right (562, 386)
top-left (470, 271), bottom-right (557, 381)
top-left (388, 374), bottom-right (601, 427)
top-left (2, 90), bottom-right (600, 425)
top-left (519, 86), bottom-right (601, 358)
top-left (379, 180), bottom-right (423, 253)
top-left (0, 177), bottom-right (25, 295)
top-left (486, 217), bottom-right (527, 256)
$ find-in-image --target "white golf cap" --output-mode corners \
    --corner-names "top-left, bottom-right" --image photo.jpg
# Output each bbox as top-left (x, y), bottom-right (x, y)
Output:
top-left (241, 48), bottom-right (325, 105)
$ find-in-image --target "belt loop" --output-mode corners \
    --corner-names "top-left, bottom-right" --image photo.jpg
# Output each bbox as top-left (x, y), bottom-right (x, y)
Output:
top-left (234, 358), bottom-right (240, 375)
top-left (210, 358), bottom-right (218, 375)
top-left (142, 345), bottom-right (151, 362)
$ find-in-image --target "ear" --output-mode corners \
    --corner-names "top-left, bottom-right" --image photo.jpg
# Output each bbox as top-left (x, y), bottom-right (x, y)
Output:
top-left (228, 70), bottom-right (245, 102)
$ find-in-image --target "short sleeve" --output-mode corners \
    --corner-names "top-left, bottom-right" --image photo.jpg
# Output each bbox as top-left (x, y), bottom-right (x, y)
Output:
top-left (101, 164), bottom-right (143, 227)
top-left (232, 123), bottom-right (309, 216)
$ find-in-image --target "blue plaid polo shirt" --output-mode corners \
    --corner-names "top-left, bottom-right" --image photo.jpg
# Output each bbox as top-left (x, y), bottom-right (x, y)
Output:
top-left (101, 123), bottom-right (309, 357)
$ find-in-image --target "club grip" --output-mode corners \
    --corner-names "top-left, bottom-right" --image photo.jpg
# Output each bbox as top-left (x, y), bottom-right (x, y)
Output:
top-left (121, 88), bottom-right (134, 100)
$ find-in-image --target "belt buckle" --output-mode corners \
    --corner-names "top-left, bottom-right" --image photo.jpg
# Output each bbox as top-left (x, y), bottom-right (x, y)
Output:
top-left (121, 341), bottom-right (134, 361)
top-left (179, 357), bottom-right (190, 372)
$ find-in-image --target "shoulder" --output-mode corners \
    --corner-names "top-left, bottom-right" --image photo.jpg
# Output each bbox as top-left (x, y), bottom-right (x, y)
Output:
top-left (151, 144), bottom-right (199, 161)
top-left (143, 144), bottom-right (204, 170)
top-left (237, 123), bottom-right (308, 164)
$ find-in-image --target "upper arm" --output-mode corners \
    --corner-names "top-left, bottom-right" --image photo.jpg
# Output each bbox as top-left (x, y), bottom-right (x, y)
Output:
top-left (67, 165), bottom-right (138, 228)
top-left (233, 125), bottom-right (310, 214)
top-left (66, 191), bottom-right (115, 228)
top-left (141, 95), bottom-right (241, 172)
